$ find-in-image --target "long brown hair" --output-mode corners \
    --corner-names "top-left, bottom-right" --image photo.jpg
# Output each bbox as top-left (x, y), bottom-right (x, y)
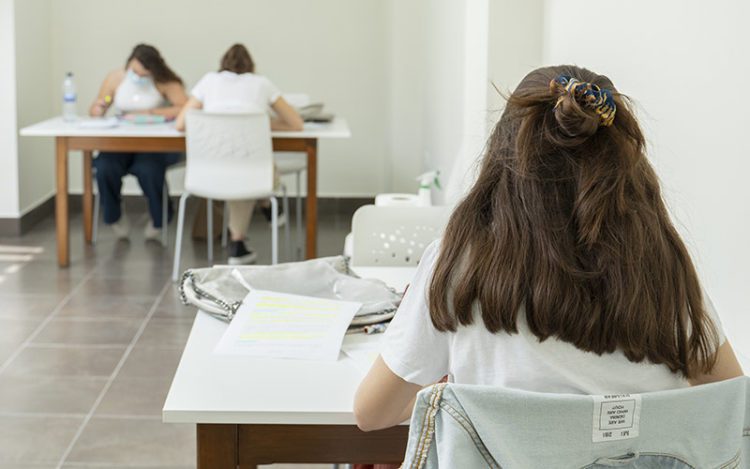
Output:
top-left (220, 43), bottom-right (255, 74)
top-left (428, 65), bottom-right (719, 378)
top-left (126, 44), bottom-right (183, 84)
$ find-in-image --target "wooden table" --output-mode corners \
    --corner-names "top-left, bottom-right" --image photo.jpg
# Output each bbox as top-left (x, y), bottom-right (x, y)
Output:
top-left (163, 267), bottom-right (417, 468)
top-left (19, 117), bottom-right (351, 267)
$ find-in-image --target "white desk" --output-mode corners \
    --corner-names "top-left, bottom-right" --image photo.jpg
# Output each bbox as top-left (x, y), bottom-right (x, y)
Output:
top-left (19, 116), bottom-right (351, 267)
top-left (350, 266), bottom-right (417, 293)
top-left (162, 267), bottom-right (413, 468)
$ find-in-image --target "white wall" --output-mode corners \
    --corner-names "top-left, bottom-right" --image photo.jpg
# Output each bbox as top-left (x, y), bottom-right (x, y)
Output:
top-left (384, 0), bottom-right (428, 194)
top-left (487, 0), bottom-right (544, 120)
top-left (0, 0), bottom-right (20, 218)
top-left (544, 0), bottom-right (750, 356)
top-left (420, 0), bottom-right (489, 204)
top-left (48, 0), bottom-right (389, 198)
top-left (15, 0), bottom-right (54, 213)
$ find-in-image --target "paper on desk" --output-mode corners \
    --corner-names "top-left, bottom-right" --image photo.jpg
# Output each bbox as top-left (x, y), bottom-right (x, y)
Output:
top-left (214, 290), bottom-right (361, 361)
top-left (76, 117), bottom-right (119, 129)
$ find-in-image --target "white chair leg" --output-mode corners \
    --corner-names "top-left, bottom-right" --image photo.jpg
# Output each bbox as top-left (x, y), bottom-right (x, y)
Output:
top-left (171, 192), bottom-right (190, 282)
top-left (92, 188), bottom-right (99, 245)
top-left (295, 170), bottom-right (303, 260)
top-left (281, 184), bottom-right (291, 261)
top-left (162, 182), bottom-right (169, 247)
top-left (270, 196), bottom-right (278, 265)
top-left (206, 198), bottom-right (214, 265)
top-left (221, 201), bottom-right (229, 248)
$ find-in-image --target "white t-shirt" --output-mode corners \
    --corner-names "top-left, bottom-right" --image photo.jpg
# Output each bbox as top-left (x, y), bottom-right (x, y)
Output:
top-left (381, 240), bottom-right (726, 395)
top-left (191, 71), bottom-right (282, 113)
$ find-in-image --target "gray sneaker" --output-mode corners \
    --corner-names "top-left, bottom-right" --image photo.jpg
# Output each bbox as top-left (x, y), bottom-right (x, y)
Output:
top-left (110, 215), bottom-right (130, 239)
top-left (143, 221), bottom-right (162, 242)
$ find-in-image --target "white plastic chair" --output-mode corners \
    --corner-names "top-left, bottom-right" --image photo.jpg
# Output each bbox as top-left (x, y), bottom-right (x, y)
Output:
top-left (350, 205), bottom-right (451, 267)
top-left (172, 111), bottom-right (280, 282)
top-left (221, 93), bottom-right (309, 261)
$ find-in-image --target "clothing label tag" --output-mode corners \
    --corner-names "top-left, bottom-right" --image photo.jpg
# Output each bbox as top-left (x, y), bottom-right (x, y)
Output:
top-left (592, 394), bottom-right (641, 442)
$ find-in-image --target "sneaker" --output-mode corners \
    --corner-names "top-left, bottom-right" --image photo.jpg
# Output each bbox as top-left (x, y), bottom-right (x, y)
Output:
top-left (143, 221), bottom-right (162, 242)
top-left (109, 215), bottom-right (130, 239)
top-left (260, 204), bottom-right (287, 228)
top-left (228, 241), bottom-right (258, 265)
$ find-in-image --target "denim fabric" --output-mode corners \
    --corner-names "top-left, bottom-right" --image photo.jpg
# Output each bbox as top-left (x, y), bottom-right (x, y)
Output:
top-left (94, 152), bottom-right (182, 227)
top-left (402, 377), bottom-right (749, 469)
top-left (585, 454), bottom-right (692, 468)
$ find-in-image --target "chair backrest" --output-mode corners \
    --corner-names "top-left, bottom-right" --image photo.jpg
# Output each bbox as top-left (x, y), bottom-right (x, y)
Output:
top-left (402, 377), bottom-right (750, 469)
top-left (350, 205), bottom-right (450, 266)
top-left (184, 111), bottom-right (273, 200)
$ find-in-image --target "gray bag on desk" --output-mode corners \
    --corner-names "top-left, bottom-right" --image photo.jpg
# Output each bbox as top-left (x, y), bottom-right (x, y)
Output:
top-left (178, 256), bottom-right (402, 325)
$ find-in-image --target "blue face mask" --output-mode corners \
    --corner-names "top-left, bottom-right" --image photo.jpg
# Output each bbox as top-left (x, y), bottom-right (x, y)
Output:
top-left (127, 68), bottom-right (152, 86)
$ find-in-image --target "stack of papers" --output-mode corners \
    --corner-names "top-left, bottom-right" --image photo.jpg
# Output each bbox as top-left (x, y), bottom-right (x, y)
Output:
top-left (214, 290), bottom-right (361, 361)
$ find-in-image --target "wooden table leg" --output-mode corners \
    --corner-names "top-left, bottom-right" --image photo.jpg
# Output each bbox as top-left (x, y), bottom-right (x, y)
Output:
top-left (237, 424), bottom-right (408, 465)
top-left (82, 150), bottom-right (94, 244)
top-left (305, 139), bottom-right (318, 259)
top-left (55, 137), bottom-right (70, 267)
top-left (197, 424), bottom-right (238, 469)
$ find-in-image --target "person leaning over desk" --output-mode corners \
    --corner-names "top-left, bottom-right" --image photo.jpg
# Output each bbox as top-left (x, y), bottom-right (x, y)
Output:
top-left (175, 43), bottom-right (303, 265)
top-left (354, 64), bottom-right (744, 434)
top-left (90, 43), bottom-right (188, 241)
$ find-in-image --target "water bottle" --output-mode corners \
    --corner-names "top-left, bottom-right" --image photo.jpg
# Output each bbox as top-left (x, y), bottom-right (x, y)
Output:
top-left (62, 72), bottom-right (77, 122)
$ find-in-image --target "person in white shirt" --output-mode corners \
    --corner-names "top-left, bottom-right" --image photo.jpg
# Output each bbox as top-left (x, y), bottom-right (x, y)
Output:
top-left (176, 44), bottom-right (303, 264)
top-left (353, 65), bottom-right (744, 432)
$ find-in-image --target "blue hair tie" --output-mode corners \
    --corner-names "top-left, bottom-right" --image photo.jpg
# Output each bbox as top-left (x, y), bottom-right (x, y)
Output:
top-left (552, 75), bottom-right (616, 127)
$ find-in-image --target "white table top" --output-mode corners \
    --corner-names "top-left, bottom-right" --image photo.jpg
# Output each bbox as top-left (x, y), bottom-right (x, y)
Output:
top-left (350, 266), bottom-right (418, 293)
top-left (20, 116), bottom-right (351, 139)
top-left (162, 266), bottom-right (416, 425)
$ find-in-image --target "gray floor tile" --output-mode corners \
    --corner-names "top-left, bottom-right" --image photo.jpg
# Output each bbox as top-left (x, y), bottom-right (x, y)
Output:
top-left (65, 417), bottom-right (195, 466)
top-left (96, 375), bottom-right (174, 417)
top-left (118, 346), bottom-right (183, 380)
top-left (59, 294), bottom-right (155, 319)
top-left (77, 275), bottom-right (168, 298)
top-left (3, 346), bottom-right (125, 378)
top-left (2, 465), bottom-right (58, 469)
top-left (0, 342), bottom-right (19, 365)
top-left (0, 294), bottom-right (61, 319)
top-left (33, 317), bottom-right (142, 346)
top-left (0, 317), bottom-right (44, 346)
top-left (0, 271), bottom-right (82, 298)
top-left (0, 415), bottom-right (83, 465)
top-left (153, 287), bottom-right (195, 319)
top-left (136, 318), bottom-right (195, 349)
top-left (0, 375), bottom-right (107, 414)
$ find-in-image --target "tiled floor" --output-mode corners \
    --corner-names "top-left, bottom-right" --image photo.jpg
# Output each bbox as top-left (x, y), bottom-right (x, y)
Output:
top-left (0, 203), bottom-right (355, 468)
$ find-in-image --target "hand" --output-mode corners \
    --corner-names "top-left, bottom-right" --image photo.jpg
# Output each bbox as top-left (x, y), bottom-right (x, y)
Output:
top-left (91, 96), bottom-right (111, 116)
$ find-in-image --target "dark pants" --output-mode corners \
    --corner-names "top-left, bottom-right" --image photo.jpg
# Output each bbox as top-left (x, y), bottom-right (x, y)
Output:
top-left (93, 152), bottom-right (182, 228)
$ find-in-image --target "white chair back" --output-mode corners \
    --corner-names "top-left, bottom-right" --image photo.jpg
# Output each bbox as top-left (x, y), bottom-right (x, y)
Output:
top-left (350, 205), bottom-right (450, 266)
top-left (184, 111), bottom-right (273, 200)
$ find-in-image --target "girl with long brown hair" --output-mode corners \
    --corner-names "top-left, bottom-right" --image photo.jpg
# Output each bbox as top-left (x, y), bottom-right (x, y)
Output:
top-left (354, 65), bottom-right (743, 432)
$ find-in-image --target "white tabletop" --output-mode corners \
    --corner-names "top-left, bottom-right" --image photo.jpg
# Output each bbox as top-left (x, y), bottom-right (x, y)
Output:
top-left (162, 266), bottom-right (416, 425)
top-left (350, 266), bottom-right (418, 293)
top-left (20, 116), bottom-right (351, 139)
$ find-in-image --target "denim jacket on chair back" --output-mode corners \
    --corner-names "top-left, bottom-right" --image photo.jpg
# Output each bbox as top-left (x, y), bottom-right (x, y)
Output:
top-left (401, 377), bottom-right (750, 469)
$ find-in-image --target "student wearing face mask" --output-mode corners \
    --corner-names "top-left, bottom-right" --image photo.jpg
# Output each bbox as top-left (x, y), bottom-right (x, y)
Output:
top-left (89, 44), bottom-right (188, 241)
